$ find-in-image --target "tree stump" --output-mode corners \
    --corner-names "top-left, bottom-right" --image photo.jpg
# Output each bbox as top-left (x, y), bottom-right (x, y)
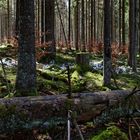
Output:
top-left (76, 52), bottom-right (89, 66)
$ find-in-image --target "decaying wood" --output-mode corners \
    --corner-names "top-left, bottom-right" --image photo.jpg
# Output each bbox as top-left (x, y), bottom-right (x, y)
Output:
top-left (76, 53), bottom-right (89, 66)
top-left (0, 90), bottom-right (139, 123)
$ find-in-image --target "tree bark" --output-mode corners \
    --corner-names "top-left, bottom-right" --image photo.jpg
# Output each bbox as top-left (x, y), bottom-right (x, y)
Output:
top-left (103, 0), bottom-right (112, 86)
top-left (15, 0), bottom-right (36, 95)
top-left (128, 0), bottom-right (137, 72)
top-left (0, 90), bottom-right (139, 123)
top-left (45, 0), bottom-right (56, 54)
top-left (81, 0), bottom-right (86, 51)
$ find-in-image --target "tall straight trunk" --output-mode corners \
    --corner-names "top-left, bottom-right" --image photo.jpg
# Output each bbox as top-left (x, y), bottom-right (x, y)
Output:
top-left (139, 0), bottom-right (140, 53)
top-left (41, 0), bottom-right (45, 44)
top-left (110, 0), bottom-right (114, 43)
top-left (16, 0), bottom-right (36, 95)
top-left (85, 0), bottom-right (88, 45)
top-left (128, 0), bottom-right (137, 72)
top-left (119, 0), bottom-right (122, 47)
top-left (103, 0), bottom-right (112, 86)
top-left (45, 0), bottom-right (56, 54)
top-left (15, 0), bottom-right (20, 37)
top-left (68, 0), bottom-right (71, 49)
top-left (91, 0), bottom-right (93, 47)
top-left (81, 0), bottom-right (86, 51)
top-left (74, 0), bottom-right (79, 51)
top-left (7, 0), bottom-right (10, 42)
top-left (93, 0), bottom-right (96, 42)
top-left (96, 0), bottom-right (100, 43)
top-left (37, 0), bottom-right (41, 43)
top-left (122, 0), bottom-right (126, 46)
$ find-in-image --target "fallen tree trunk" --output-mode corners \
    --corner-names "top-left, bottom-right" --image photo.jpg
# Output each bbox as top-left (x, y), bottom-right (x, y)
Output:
top-left (0, 90), bottom-right (140, 123)
top-left (0, 90), bottom-right (140, 133)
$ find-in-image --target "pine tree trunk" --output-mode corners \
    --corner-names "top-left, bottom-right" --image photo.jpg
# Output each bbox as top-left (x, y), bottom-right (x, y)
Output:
top-left (45, 0), bottom-right (56, 56)
top-left (74, 0), bottom-right (79, 51)
top-left (122, 0), bottom-right (126, 46)
top-left (103, 0), bottom-right (112, 86)
top-left (128, 0), bottom-right (137, 72)
top-left (81, 0), bottom-right (86, 51)
top-left (16, 0), bottom-right (36, 95)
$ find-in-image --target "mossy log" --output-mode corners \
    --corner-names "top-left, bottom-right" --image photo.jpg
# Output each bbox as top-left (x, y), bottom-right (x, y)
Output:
top-left (37, 69), bottom-right (68, 83)
top-left (0, 90), bottom-right (139, 123)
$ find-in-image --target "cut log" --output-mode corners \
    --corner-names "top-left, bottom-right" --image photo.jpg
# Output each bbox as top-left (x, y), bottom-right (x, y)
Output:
top-left (0, 90), bottom-right (140, 123)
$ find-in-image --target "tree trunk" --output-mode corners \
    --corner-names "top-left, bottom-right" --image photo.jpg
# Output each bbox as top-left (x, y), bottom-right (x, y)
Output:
top-left (128, 0), bottom-right (137, 72)
top-left (119, 0), bottom-right (122, 47)
top-left (103, 0), bottom-right (112, 86)
top-left (0, 90), bottom-right (139, 122)
top-left (16, 0), bottom-right (36, 95)
top-left (81, 0), bottom-right (86, 51)
top-left (74, 0), bottom-right (79, 51)
top-left (68, 0), bottom-right (71, 49)
top-left (122, 0), bottom-right (126, 46)
top-left (45, 0), bottom-right (56, 55)
top-left (76, 52), bottom-right (89, 66)
top-left (41, 0), bottom-right (45, 44)
top-left (15, 0), bottom-right (20, 37)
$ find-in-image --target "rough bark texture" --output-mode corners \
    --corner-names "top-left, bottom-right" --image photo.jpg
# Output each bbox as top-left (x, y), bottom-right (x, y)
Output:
top-left (128, 0), bottom-right (137, 72)
top-left (81, 0), bottom-right (86, 51)
top-left (15, 0), bottom-right (36, 94)
top-left (76, 53), bottom-right (89, 66)
top-left (41, 0), bottom-right (45, 44)
top-left (45, 0), bottom-right (56, 54)
top-left (0, 90), bottom-right (139, 123)
top-left (103, 0), bottom-right (112, 86)
top-left (74, 0), bottom-right (79, 51)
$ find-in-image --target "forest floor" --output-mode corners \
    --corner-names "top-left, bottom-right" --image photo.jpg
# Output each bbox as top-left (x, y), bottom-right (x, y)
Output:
top-left (0, 44), bottom-right (140, 97)
top-left (0, 44), bottom-right (140, 139)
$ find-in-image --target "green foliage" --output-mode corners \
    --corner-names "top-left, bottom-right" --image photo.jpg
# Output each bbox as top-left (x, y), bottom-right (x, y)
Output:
top-left (92, 126), bottom-right (128, 140)
top-left (0, 104), bottom-right (29, 133)
top-left (0, 0), bottom-right (6, 9)
top-left (55, 53), bottom-right (75, 64)
top-left (71, 70), bottom-right (86, 92)
top-left (94, 88), bottom-right (140, 126)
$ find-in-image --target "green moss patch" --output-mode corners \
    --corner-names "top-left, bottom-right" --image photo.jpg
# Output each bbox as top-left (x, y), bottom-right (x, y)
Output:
top-left (91, 126), bottom-right (128, 140)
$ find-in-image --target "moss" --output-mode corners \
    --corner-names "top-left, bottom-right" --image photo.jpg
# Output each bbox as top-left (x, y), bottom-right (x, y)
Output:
top-left (55, 53), bottom-right (75, 64)
top-left (71, 70), bottom-right (86, 92)
top-left (14, 88), bottom-right (38, 97)
top-left (91, 126), bottom-right (128, 140)
top-left (116, 73), bottom-right (140, 89)
top-left (37, 78), bottom-right (68, 94)
top-left (0, 104), bottom-right (30, 133)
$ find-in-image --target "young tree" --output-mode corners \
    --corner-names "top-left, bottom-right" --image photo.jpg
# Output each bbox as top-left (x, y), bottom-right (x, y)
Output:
top-left (16, 0), bottom-right (36, 95)
top-left (103, 0), bottom-right (112, 86)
